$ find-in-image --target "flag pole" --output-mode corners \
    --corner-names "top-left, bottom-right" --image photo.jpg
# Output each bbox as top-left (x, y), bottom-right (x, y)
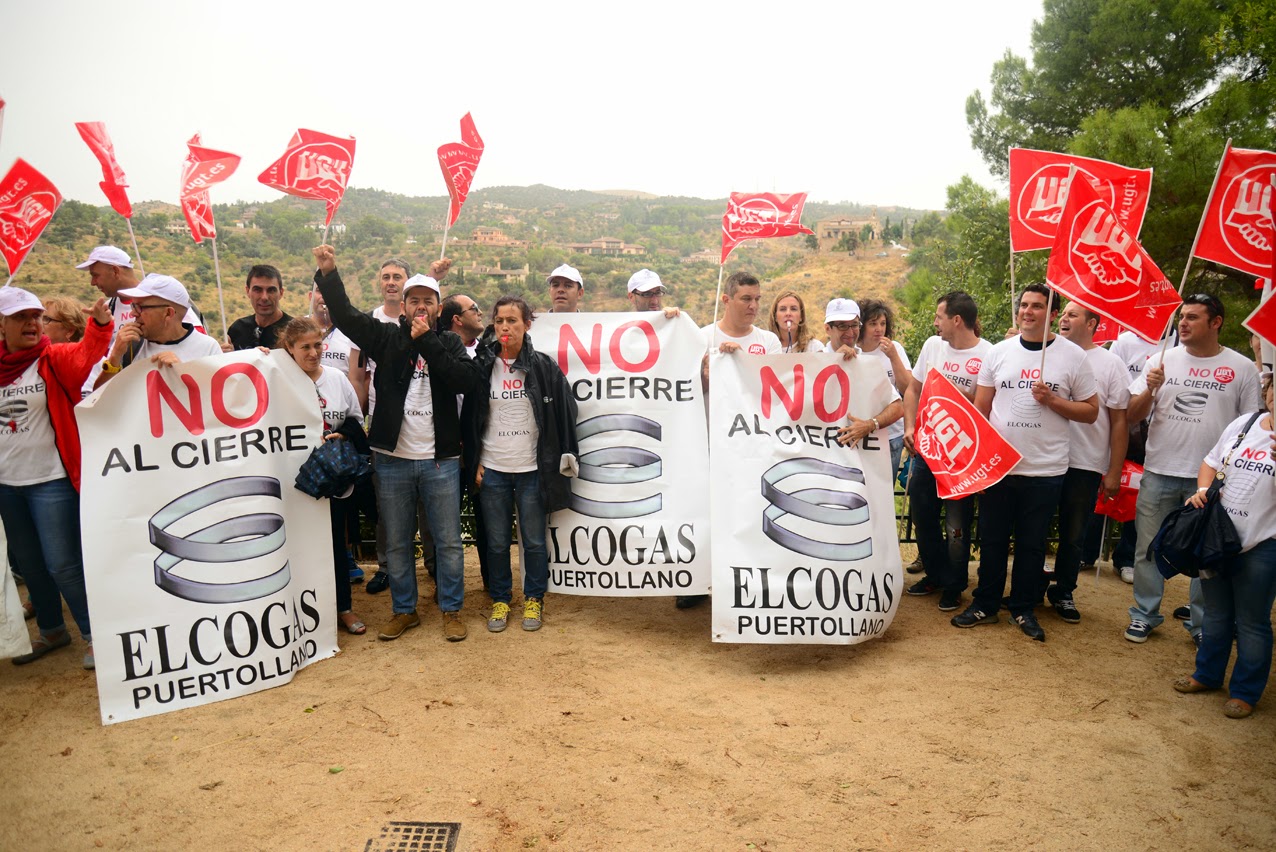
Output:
top-left (210, 237), bottom-right (229, 344)
top-left (1008, 252), bottom-right (1017, 321)
top-left (711, 262), bottom-right (724, 330)
top-left (1038, 285), bottom-right (1055, 380)
top-left (439, 213), bottom-right (451, 262)
top-left (125, 218), bottom-right (146, 276)
top-left (2, 275), bottom-right (13, 288)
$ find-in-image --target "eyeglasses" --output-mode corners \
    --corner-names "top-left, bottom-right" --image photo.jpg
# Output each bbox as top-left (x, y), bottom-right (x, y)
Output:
top-left (636, 288), bottom-right (666, 297)
top-left (829, 322), bottom-right (861, 331)
top-left (42, 317), bottom-right (65, 325)
top-left (463, 305), bottom-right (482, 315)
top-left (130, 303), bottom-right (170, 316)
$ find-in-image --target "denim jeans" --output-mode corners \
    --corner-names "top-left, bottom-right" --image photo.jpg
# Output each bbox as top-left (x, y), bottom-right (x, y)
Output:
top-left (1130, 471), bottom-right (1202, 633)
top-left (373, 453), bottom-right (464, 613)
top-left (1193, 539), bottom-right (1276, 705)
top-left (972, 474), bottom-right (1064, 616)
top-left (888, 435), bottom-right (904, 484)
top-left (1083, 513), bottom-right (1136, 568)
top-left (0, 477), bottom-right (91, 639)
top-left (1049, 467), bottom-right (1103, 599)
top-left (908, 456), bottom-right (975, 593)
top-left (479, 469), bottom-right (548, 604)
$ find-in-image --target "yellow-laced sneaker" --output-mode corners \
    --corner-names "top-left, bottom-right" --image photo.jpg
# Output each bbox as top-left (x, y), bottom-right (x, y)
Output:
top-left (488, 602), bottom-right (511, 633)
top-left (522, 598), bottom-right (543, 632)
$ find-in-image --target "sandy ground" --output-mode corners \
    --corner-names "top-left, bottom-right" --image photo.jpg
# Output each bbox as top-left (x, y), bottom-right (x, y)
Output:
top-left (2, 546), bottom-right (1274, 852)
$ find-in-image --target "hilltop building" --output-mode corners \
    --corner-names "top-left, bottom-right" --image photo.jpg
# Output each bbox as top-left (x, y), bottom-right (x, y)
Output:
top-left (565, 237), bottom-right (645, 256)
top-left (817, 209), bottom-right (880, 252)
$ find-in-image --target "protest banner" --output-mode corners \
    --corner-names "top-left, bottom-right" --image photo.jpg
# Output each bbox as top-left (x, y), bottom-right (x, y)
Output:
top-left (0, 518), bottom-right (33, 659)
top-left (529, 312), bottom-right (710, 596)
top-left (77, 350), bottom-right (337, 725)
top-left (914, 370), bottom-right (1022, 499)
top-left (708, 352), bottom-right (901, 644)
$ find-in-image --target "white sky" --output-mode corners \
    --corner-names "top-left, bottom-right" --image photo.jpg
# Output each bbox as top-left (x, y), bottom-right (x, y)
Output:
top-left (1, 0), bottom-right (1040, 212)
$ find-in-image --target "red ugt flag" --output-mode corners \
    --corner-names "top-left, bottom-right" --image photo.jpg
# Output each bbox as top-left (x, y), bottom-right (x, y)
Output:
top-left (258, 129), bottom-right (356, 227)
top-left (437, 113), bottom-right (484, 228)
top-left (914, 370), bottom-right (1022, 499)
top-left (1194, 145), bottom-right (1276, 279)
top-left (1046, 166), bottom-right (1181, 344)
top-left (0, 158), bottom-right (62, 277)
top-left (721, 192), bottom-right (814, 263)
top-left (75, 121), bottom-right (132, 218)
top-left (1008, 148), bottom-right (1153, 253)
top-left (1242, 223), bottom-right (1276, 351)
top-left (180, 134), bottom-right (240, 244)
top-left (1093, 460), bottom-right (1142, 523)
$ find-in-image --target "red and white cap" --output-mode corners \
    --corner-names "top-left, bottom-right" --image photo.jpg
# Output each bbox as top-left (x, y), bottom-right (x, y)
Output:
top-left (75, 245), bottom-right (133, 269)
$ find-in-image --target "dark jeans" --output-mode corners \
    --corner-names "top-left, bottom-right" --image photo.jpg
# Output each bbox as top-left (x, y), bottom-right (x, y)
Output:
top-left (330, 500), bottom-right (352, 614)
top-left (1048, 467), bottom-right (1102, 599)
top-left (1081, 512), bottom-right (1135, 568)
top-left (0, 477), bottom-right (91, 638)
top-left (972, 474), bottom-right (1065, 616)
top-left (1193, 539), bottom-right (1276, 705)
top-left (479, 469), bottom-right (548, 603)
top-left (908, 457), bottom-right (975, 593)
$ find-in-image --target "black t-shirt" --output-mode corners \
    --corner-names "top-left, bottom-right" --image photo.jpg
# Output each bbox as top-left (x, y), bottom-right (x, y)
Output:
top-left (228, 313), bottom-right (293, 350)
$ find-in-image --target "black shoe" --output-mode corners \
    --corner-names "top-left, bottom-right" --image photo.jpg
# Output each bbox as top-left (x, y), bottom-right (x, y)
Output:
top-left (907, 579), bottom-right (939, 596)
top-left (676, 595), bottom-right (708, 610)
top-left (905, 558), bottom-right (924, 575)
top-left (1192, 631), bottom-right (1202, 649)
top-left (1014, 612), bottom-right (1046, 642)
top-left (1173, 605), bottom-right (1190, 621)
top-left (1051, 595), bottom-right (1081, 624)
top-left (951, 605), bottom-right (998, 628)
top-left (938, 590), bottom-right (962, 612)
top-left (365, 570), bottom-right (390, 594)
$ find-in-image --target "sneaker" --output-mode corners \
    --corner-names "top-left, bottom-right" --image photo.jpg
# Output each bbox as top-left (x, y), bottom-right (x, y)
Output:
top-left (1192, 631), bottom-right (1202, 649)
top-left (523, 598), bottom-right (543, 632)
top-left (1051, 595), bottom-right (1081, 624)
top-left (951, 605), bottom-right (998, 628)
top-left (675, 595), bottom-right (707, 610)
top-left (1014, 612), bottom-right (1046, 642)
top-left (11, 629), bottom-right (71, 665)
top-left (1173, 605), bottom-right (1190, 621)
top-left (378, 611), bottom-right (420, 641)
top-left (938, 590), bottom-right (962, 612)
top-left (442, 611), bottom-right (467, 642)
top-left (1124, 619), bottom-right (1152, 643)
top-left (365, 570), bottom-right (390, 594)
top-left (487, 602), bottom-right (511, 633)
top-left (905, 557), bottom-right (924, 575)
top-left (349, 566), bottom-right (365, 584)
top-left (83, 641), bottom-right (95, 671)
top-left (906, 579), bottom-right (939, 596)
top-left (1119, 566), bottom-right (1134, 584)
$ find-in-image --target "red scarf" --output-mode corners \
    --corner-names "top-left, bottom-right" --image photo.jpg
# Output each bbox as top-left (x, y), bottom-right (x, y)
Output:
top-left (0, 335), bottom-right (50, 387)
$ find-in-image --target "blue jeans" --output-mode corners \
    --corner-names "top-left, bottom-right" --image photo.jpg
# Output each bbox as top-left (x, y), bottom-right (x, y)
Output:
top-left (0, 477), bottom-right (91, 639)
top-left (373, 454), bottom-right (464, 614)
top-left (1049, 467), bottom-right (1102, 598)
top-left (1193, 539), bottom-right (1276, 705)
top-left (479, 469), bottom-right (548, 604)
top-left (908, 456), bottom-right (975, 593)
top-left (972, 474), bottom-right (1064, 616)
top-left (1130, 471), bottom-right (1202, 634)
top-left (888, 435), bottom-right (904, 484)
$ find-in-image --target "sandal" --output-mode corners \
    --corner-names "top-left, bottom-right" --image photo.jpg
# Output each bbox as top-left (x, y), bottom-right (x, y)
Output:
top-left (1172, 676), bottom-right (1215, 694)
top-left (339, 612), bottom-right (366, 635)
top-left (1223, 698), bottom-right (1254, 719)
top-left (12, 630), bottom-right (71, 665)
top-left (22, 600), bottom-right (34, 620)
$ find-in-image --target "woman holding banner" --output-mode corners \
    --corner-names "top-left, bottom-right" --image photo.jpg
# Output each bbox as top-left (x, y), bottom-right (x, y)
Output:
top-left (857, 299), bottom-right (912, 479)
top-left (281, 317), bottom-right (369, 635)
top-left (462, 297), bottom-right (578, 634)
top-left (768, 290), bottom-right (823, 353)
top-left (0, 288), bottom-right (112, 669)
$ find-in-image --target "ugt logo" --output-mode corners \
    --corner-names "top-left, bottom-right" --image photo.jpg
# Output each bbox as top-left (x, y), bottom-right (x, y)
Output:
top-left (916, 398), bottom-right (978, 475)
top-left (1019, 165), bottom-right (1108, 237)
top-left (1067, 201), bottom-right (1141, 301)
top-left (1219, 170), bottom-right (1274, 269)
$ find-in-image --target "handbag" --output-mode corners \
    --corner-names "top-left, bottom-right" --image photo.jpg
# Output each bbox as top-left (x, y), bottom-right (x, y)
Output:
top-left (294, 437), bottom-right (373, 500)
top-left (1150, 411), bottom-right (1262, 580)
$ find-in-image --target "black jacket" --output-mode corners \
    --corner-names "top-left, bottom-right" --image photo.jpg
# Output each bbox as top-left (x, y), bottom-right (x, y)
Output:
top-left (462, 332), bottom-right (580, 513)
top-left (314, 267), bottom-right (482, 457)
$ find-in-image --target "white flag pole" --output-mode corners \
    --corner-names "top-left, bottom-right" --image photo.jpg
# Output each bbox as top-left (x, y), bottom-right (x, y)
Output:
top-left (439, 211), bottom-right (451, 262)
top-left (125, 218), bottom-right (146, 276)
top-left (1038, 284), bottom-right (1055, 381)
top-left (210, 237), bottom-right (229, 344)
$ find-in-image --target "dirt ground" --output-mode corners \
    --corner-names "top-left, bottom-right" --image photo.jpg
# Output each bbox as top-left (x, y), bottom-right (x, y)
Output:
top-left (3, 545), bottom-right (1274, 852)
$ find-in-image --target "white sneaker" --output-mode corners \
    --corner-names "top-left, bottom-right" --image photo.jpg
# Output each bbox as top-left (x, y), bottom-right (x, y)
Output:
top-left (1119, 566), bottom-right (1134, 584)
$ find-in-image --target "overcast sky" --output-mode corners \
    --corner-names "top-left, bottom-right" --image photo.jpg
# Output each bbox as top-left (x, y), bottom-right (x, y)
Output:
top-left (2, 1), bottom-right (1041, 213)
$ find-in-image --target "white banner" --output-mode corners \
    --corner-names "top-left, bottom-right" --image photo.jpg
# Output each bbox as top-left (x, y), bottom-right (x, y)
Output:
top-left (0, 518), bottom-right (33, 659)
top-left (77, 350), bottom-right (338, 724)
top-left (709, 353), bottom-right (902, 644)
top-left (529, 312), bottom-right (710, 596)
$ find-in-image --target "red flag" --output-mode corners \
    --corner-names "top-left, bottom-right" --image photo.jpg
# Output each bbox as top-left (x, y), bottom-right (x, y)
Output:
top-left (1194, 145), bottom-right (1276, 278)
top-left (1046, 167), bottom-right (1181, 344)
top-left (258, 128), bottom-right (356, 227)
top-left (913, 370), bottom-right (1023, 499)
top-left (1094, 460), bottom-right (1143, 523)
top-left (1092, 315), bottom-right (1119, 345)
top-left (1243, 285), bottom-right (1276, 352)
top-left (0, 159), bottom-right (62, 278)
top-left (720, 192), bottom-right (814, 263)
top-left (437, 113), bottom-right (483, 228)
top-left (74, 121), bottom-right (132, 218)
top-left (179, 134), bottom-right (240, 244)
top-left (1008, 148), bottom-right (1153, 253)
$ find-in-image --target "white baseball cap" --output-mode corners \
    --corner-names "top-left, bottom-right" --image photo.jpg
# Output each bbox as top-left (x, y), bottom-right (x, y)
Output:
top-left (402, 275), bottom-right (441, 296)
top-left (547, 264), bottom-right (584, 288)
top-left (0, 287), bottom-right (46, 317)
top-left (75, 246), bottom-right (133, 270)
top-left (825, 298), bottom-right (861, 323)
top-left (117, 274), bottom-right (192, 309)
top-left (627, 269), bottom-right (663, 294)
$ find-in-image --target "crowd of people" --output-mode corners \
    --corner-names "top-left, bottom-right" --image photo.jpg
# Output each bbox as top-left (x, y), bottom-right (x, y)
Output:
top-left (3, 242), bottom-right (1274, 719)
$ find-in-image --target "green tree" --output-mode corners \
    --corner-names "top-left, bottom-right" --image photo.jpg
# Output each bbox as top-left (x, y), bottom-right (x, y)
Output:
top-left (804, 233), bottom-right (819, 251)
top-left (834, 231), bottom-right (859, 253)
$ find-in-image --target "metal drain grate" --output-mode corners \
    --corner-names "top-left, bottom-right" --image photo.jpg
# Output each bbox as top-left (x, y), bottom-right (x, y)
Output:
top-left (364, 821), bottom-right (460, 852)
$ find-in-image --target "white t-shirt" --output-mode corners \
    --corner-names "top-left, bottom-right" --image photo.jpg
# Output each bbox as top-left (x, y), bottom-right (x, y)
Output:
top-left (366, 305), bottom-right (399, 419)
top-left (389, 355), bottom-right (437, 459)
top-left (1109, 331), bottom-right (1163, 384)
top-left (701, 323), bottom-right (782, 354)
top-left (480, 363), bottom-right (538, 473)
top-left (911, 336), bottom-right (993, 399)
top-left (1069, 345), bottom-right (1131, 474)
top-left (977, 335), bottom-right (1097, 477)
top-left (1205, 412), bottom-right (1276, 552)
top-left (1131, 346), bottom-right (1262, 478)
top-left (0, 360), bottom-right (67, 486)
top-left (320, 325), bottom-right (357, 375)
top-left (779, 338), bottom-right (825, 353)
top-left (862, 341), bottom-right (911, 439)
top-left (313, 365), bottom-right (363, 433)
top-left (133, 326), bottom-right (224, 365)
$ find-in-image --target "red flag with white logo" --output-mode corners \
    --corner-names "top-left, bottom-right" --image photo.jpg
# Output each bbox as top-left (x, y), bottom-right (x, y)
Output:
top-left (1092, 315), bottom-right (1119, 345)
top-left (75, 121), bottom-right (132, 218)
top-left (179, 134), bottom-right (240, 244)
top-left (0, 158), bottom-right (63, 278)
top-left (1008, 148), bottom-right (1153, 253)
top-left (1194, 145), bottom-right (1276, 279)
top-left (914, 370), bottom-right (1022, 499)
top-left (1046, 167), bottom-right (1181, 344)
top-left (437, 113), bottom-right (483, 228)
top-left (721, 192), bottom-right (814, 263)
top-left (1093, 460), bottom-right (1142, 522)
top-left (258, 128), bottom-right (356, 227)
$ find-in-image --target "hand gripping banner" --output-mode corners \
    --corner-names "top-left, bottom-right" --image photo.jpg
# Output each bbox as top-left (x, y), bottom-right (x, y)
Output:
top-left (76, 350), bottom-right (337, 724)
top-left (258, 128), bottom-right (356, 227)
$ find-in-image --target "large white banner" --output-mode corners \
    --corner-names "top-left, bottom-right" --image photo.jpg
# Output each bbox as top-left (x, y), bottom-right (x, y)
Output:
top-left (709, 353), bottom-right (902, 644)
top-left (77, 350), bottom-right (338, 724)
top-left (529, 312), bottom-right (710, 596)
